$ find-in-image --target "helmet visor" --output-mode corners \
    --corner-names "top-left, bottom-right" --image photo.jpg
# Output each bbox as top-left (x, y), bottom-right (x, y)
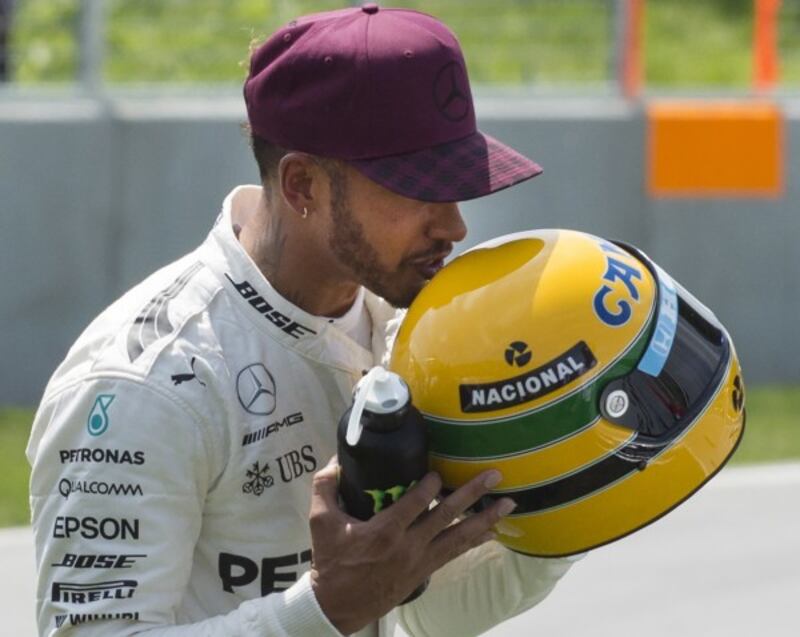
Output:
top-left (599, 243), bottom-right (731, 449)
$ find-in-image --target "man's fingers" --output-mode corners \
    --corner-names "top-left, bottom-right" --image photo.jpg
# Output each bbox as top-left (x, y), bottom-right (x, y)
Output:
top-left (309, 456), bottom-right (347, 528)
top-left (426, 497), bottom-right (517, 570)
top-left (371, 471), bottom-right (442, 531)
top-left (415, 470), bottom-right (503, 540)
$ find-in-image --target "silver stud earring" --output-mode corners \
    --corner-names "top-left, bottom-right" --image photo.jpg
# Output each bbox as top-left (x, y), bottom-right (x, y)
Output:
top-left (302, 207), bottom-right (309, 219)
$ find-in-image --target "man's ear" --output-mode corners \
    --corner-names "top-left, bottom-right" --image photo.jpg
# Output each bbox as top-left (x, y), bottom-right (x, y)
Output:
top-left (278, 153), bottom-right (322, 216)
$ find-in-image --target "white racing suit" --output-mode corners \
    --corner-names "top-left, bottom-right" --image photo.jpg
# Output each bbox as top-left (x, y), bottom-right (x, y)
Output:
top-left (27, 186), bottom-right (574, 636)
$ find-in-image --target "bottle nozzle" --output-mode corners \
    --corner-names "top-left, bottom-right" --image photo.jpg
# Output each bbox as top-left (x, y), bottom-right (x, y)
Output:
top-left (345, 366), bottom-right (409, 446)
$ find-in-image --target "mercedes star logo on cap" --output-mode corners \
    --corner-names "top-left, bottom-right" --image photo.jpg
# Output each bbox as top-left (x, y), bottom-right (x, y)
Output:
top-left (434, 61), bottom-right (470, 122)
top-left (236, 364), bottom-right (277, 415)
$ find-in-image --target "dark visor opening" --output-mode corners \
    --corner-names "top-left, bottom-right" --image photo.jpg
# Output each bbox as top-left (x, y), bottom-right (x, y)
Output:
top-left (601, 296), bottom-right (729, 439)
top-left (600, 245), bottom-right (730, 443)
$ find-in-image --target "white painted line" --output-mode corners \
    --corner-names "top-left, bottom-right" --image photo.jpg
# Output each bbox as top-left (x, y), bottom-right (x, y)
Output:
top-left (711, 461), bottom-right (800, 488)
top-left (0, 526), bottom-right (34, 549)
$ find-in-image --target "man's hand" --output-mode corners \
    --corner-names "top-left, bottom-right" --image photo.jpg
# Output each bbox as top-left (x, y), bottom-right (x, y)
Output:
top-left (308, 457), bottom-right (516, 635)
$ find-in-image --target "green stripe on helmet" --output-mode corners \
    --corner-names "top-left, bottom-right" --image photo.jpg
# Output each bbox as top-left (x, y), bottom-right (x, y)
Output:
top-left (425, 325), bottom-right (652, 458)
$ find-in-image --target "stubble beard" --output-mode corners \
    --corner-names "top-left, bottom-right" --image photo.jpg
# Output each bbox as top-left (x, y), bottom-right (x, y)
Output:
top-left (326, 167), bottom-right (422, 309)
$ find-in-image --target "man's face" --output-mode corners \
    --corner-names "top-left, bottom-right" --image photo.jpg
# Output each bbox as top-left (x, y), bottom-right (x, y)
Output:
top-left (325, 163), bottom-right (467, 308)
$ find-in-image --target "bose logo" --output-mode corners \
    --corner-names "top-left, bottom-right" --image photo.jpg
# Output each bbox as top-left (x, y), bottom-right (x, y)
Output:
top-left (225, 274), bottom-right (317, 339)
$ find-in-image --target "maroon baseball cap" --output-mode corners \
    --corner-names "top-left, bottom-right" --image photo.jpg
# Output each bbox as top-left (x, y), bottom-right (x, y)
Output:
top-left (244, 3), bottom-right (542, 202)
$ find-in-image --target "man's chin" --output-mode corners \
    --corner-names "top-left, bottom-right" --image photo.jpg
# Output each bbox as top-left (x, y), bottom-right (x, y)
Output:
top-left (372, 278), bottom-right (428, 310)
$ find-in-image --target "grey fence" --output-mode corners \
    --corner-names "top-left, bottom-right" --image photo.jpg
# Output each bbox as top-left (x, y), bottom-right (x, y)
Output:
top-left (1, 95), bottom-right (798, 404)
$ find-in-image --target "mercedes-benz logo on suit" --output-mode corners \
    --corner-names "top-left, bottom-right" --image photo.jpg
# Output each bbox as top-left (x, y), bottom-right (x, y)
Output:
top-left (236, 364), bottom-right (277, 415)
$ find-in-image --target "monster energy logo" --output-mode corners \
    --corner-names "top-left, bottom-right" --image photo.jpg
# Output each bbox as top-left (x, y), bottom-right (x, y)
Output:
top-left (87, 395), bottom-right (115, 437)
top-left (365, 481), bottom-right (416, 514)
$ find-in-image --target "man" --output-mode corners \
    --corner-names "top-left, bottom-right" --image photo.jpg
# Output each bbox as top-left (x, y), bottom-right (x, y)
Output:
top-left (27, 5), bottom-right (574, 636)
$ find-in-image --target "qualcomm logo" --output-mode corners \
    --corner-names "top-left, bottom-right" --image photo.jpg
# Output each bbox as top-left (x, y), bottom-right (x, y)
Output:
top-left (87, 395), bottom-right (115, 436)
top-left (58, 479), bottom-right (143, 500)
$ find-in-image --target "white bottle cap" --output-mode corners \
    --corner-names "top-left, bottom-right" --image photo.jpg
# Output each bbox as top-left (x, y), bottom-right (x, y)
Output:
top-left (345, 366), bottom-right (409, 446)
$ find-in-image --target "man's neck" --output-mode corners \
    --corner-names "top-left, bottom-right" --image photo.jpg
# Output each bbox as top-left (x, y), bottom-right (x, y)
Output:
top-left (238, 195), bottom-right (360, 318)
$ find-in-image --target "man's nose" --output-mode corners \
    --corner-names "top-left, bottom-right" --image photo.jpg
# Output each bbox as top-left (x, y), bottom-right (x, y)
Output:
top-left (428, 202), bottom-right (467, 244)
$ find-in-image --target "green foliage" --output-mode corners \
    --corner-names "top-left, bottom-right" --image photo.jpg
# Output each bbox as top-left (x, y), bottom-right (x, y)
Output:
top-left (645, 0), bottom-right (753, 88)
top-left (730, 385), bottom-right (800, 464)
top-left (0, 408), bottom-right (33, 527)
top-left (0, 384), bottom-right (798, 526)
top-left (8, 0), bottom-right (80, 83)
top-left (0, 0), bottom-right (768, 87)
top-left (7, 0), bottom-right (618, 86)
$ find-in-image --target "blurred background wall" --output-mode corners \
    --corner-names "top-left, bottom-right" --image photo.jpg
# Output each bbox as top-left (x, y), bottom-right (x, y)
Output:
top-left (1, 0), bottom-right (799, 404)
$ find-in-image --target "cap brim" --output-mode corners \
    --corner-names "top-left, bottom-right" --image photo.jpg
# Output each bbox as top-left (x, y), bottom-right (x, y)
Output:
top-left (348, 131), bottom-right (543, 203)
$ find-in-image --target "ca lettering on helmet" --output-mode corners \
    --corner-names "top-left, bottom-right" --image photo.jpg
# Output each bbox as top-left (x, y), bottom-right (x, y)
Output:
top-left (593, 242), bottom-right (643, 327)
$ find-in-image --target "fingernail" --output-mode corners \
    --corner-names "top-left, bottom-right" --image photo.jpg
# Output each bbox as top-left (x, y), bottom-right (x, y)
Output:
top-left (497, 498), bottom-right (517, 517)
top-left (494, 520), bottom-right (524, 538)
top-left (483, 470), bottom-right (503, 489)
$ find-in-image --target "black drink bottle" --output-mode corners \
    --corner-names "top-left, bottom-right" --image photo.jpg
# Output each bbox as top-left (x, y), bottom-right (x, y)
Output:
top-left (337, 366), bottom-right (429, 603)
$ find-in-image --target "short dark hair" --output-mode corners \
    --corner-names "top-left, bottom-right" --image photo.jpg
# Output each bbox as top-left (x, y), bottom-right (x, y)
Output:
top-left (244, 124), bottom-right (345, 194)
top-left (245, 127), bottom-right (288, 187)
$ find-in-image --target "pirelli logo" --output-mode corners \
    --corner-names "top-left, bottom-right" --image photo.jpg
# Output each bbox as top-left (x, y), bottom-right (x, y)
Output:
top-left (459, 342), bottom-right (596, 413)
top-left (51, 579), bottom-right (137, 604)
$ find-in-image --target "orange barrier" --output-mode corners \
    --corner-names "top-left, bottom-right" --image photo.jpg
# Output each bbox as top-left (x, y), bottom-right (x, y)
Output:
top-left (647, 101), bottom-right (783, 197)
top-left (754, 0), bottom-right (781, 92)
top-left (622, 0), bottom-right (644, 99)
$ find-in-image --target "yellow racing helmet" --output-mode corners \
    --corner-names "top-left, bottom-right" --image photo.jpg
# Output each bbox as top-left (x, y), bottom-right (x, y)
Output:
top-left (390, 229), bottom-right (745, 557)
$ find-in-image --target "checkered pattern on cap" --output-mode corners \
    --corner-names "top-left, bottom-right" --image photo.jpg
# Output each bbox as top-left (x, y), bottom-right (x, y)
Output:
top-left (349, 131), bottom-right (543, 203)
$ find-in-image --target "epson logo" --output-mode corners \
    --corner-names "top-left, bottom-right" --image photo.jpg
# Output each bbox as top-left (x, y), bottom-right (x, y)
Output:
top-left (59, 448), bottom-right (145, 465)
top-left (56, 612), bottom-right (140, 628)
top-left (53, 516), bottom-right (140, 541)
top-left (51, 580), bottom-right (137, 604)
top-left (460, 342), bottom-right (597, 413)
top-left (242, 412), bottom-right (304, 446)
top-left (59, 479), bottom-right (143, 499)
top-left (225, 274), bottom-right (317, 339)
top-left (51, 553), bottom-right (147, 569)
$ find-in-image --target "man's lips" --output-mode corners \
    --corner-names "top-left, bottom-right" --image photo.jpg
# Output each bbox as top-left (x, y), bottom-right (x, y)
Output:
top-left (409, 249), bottom-right (452, 279)
top-left (413, 258), bottom-right (445, 280)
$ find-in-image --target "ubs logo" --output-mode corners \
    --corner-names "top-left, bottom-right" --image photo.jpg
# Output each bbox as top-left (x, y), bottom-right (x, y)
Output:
top-left (433, 61), bottom-right (470, 122)
top-left (236, 364), bottom-right (277, 415)
top-left (242, 461), bottom-right (274, 495)
top-left (242, 446), bottom-right (318, 496)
